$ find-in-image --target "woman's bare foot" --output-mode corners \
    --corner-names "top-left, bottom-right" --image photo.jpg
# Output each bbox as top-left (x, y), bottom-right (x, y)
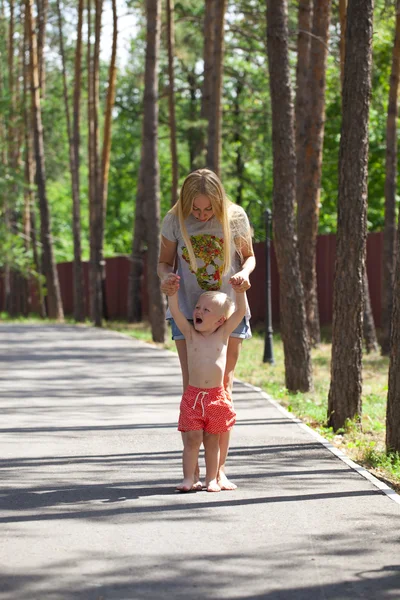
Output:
top-left (206, 479), bottom-right (221, 492)
top-left (217, 471), bottom-right (237, 491)
top-left (192, 481), bottom-right (203, 491)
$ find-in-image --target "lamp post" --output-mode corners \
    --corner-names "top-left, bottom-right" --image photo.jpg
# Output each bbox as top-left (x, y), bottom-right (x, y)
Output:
top-left (263, 208), bottom-right (274, 364)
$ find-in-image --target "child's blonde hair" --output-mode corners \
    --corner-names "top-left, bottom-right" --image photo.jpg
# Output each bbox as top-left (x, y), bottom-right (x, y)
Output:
top-left (199, 291), bottom-right (235, 318)
top-left (169, 169), bottom-right (252, 275)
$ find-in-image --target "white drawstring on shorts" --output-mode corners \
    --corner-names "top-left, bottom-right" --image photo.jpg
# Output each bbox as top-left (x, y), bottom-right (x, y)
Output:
top-left (192, 391), bottom-right (208, 417)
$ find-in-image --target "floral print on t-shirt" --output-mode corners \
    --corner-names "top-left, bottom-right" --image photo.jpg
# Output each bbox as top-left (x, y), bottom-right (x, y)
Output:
top-left (181, 234), bottom-right (224, 291)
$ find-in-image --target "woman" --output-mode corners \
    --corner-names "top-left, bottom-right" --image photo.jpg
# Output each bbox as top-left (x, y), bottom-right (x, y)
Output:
top-left (158, 169), bottom-right (255, 490)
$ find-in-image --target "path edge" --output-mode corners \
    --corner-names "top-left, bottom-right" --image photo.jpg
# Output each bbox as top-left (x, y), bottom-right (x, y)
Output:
top-left (238, 380), bottom-right (400, 506)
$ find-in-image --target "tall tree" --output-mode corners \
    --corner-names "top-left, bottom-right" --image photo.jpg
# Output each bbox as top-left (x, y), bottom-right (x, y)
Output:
top-left (386, 173), bottom-right (400, 452)
top-left (129, 0), bottom-right (165, 342)
top-left (166, 0), bottom-right (178, 205)
top-left (206, 0), bottom-right (226, 176)
top-left (339, 0), bottom-right (347, 90)
top-left (295, 0), bottom-right (312, 228)
top-left (381, 0), bottom-right (400, 356)
top-left (57, 0), bottom-right (84, 322)
top-left (266, 0), bottom-right (313, 393)
top-left (297, 0), bottom-right (331, 347)
top-left (26, 0), bottom-right (63, 320)
top-left (36, 0), bottom-right (48, 95)
top-left (327, 0), bottom-right (373, 431)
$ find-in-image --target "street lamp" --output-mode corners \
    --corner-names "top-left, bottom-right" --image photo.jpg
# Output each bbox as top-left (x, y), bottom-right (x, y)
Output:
top-left (263, 208), bottom-right (274, 364)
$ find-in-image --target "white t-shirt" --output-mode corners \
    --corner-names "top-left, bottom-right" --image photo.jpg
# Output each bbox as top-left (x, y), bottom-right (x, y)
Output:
top-left (161, 208), bottom-right (251, 323)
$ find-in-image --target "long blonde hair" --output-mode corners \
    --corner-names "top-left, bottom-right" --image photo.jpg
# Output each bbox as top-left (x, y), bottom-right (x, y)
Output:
top-left (169, 169), bottom-right (251, 274)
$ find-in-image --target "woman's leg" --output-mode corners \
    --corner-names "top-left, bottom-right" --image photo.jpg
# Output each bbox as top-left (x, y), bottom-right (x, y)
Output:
top-left (203, 432), bottom-right (221, 492)
top-left (177, 430), bottom-right (203, 492)
top-left (218, 337), bottom-right (243, 490)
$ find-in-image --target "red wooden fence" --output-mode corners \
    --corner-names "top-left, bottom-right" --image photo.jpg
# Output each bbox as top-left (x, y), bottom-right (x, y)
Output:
top-left (0, 232), bottom-right (384, 327)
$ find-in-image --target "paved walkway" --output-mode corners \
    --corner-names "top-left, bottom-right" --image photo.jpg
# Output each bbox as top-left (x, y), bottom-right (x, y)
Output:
top-left (1, 324), bottom-right (400, 600)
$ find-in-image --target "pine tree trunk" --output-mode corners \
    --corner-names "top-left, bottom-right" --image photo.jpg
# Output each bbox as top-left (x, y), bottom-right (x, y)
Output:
top-left (36, 0), bottom-right (48, 96)
top-left (327, 0), bottom-right (373, 431)
top-left (26, 0), bottom-right (64, 320)
top-left (381, 0), bottom-right (400, 356)
top-left (363, 265), bottom-right (378, 353)
top-left (57, 0), bottom-right (84, 322)
top-left (297, 0), bottom-right (331, 347)
top-left (206, 0), bottom-right (226, 176)
top-left (143, 0), bottom-right (165, 342)
top-left (295, 0), bottom-right (312, 221)
top-left (266, 0), bottom-right (313, 393)
top-left (166, 0), bottom-right (178, 205)
top-left (339, 0), bottom-right (347, 90)
top-left (128, 159), bottom-right (145, 323)
top-left (386, 198), bottom-right (400, 452)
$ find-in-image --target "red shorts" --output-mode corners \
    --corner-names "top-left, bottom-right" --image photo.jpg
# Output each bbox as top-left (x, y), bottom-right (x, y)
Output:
top-left (178, 385), bottom-right (236, 434)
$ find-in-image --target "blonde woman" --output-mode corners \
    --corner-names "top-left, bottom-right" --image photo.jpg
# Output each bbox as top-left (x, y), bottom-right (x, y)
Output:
top-left (158, 169), bottom-right (255, 491)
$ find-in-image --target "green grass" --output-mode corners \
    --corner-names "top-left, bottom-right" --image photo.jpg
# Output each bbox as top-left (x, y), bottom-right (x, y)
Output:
top-left (2, 313), bottom-right (398, 491)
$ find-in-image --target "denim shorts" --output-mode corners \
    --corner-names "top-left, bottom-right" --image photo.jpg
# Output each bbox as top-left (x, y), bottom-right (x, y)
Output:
top-left (168, 318), bottom-right (252, 341)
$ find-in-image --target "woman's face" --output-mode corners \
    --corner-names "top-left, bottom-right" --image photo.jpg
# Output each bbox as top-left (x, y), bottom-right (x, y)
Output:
top-left (191, 194), bottom-right (214, 222)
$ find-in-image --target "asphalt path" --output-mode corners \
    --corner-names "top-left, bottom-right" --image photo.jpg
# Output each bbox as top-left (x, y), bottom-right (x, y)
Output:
top-left (1, 324), bottom-right (400, 600)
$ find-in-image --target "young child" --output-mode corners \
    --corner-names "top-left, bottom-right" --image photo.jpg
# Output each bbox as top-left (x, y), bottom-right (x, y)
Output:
top-left (168, 277), bottom-right (246, 493)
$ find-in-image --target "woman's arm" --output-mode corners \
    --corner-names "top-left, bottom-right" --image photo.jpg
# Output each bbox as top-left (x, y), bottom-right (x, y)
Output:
top-left (158, 236), bottom-right (180, 294)
top-left (230, 238), bottom-right (256, 292)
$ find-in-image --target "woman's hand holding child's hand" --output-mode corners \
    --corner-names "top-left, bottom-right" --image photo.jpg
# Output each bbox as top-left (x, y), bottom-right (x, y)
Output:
top-left (161, 273), bottom-right (180, 296)
top-left (229, 272), bottom-right (250, 293)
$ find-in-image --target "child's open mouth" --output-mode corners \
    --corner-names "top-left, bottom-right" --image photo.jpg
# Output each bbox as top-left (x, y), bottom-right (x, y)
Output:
top-left (195, 317), bottom-right (203, 325)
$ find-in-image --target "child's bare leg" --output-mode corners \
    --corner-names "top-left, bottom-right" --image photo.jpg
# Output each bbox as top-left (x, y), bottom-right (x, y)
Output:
top-left (217, 430), bottom-right (237, 491)
top-left (181, 432), bottom-right (202, 489)
top-left (177, 430), bottom-right (203, 492)
top-left (203, 432), bottom-right (221, 492)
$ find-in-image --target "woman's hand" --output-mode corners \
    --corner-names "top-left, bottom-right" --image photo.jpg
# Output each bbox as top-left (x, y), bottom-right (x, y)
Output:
top-left (229, 271), bottom-right (251, 292)
top-left (160, 273), bottom-right (180, 296)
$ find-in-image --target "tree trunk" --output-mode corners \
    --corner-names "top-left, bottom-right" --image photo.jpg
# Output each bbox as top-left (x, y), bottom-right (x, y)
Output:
top-left (36, 0), bottom-right (48, 96)
top-left (266, 0), bottom-right (313, 393)
top-left (26, 0), bottom-right (64, 320)
top-left (143, 0), bottom-right (165, 342)
top-left (381, 0), bottom-right (400, 356)
top-left (57, 0), bottom-right (84, 322)
top-left (363, 265), bottom-right (378, 353)
top-left (327, 0), bottom-right (373, 431)
top-left (295, 0), bottom-right (312, 221)
top-left (386, 193), bottom-right (400, 452)
top-left (166, 0), bottom-right (178, 205)
top-left (206, 0), bottom-right (226, 176)
top-left (339, 0), bottom-right (347, 90)
top-left (297, 0), bottom-right (331, 347)
top-left (87, 0), bottom-right (103, 326)
top-left (128, 159), bottom-right (145, 323)
top-left (234, 77), bottom-right (244, 206)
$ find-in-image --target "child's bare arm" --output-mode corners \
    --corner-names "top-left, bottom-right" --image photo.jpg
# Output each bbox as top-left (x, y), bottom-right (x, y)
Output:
top-left (221, 291), bottom-right (247, 337)
top-left (168, 292), bottom-right (193, 338)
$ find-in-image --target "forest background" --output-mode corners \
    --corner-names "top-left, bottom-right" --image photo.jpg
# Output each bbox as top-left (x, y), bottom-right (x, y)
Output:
top-left (1, 0), bottom-right (398, 266)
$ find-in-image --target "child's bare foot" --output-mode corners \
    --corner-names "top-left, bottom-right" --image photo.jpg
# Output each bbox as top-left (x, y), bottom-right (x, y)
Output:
top-left (176, 478), bottom-right (195, 493)
top-left (217, 472), bottom-right (237, 491)
top-left (206, 479), bottom-right (221, 492)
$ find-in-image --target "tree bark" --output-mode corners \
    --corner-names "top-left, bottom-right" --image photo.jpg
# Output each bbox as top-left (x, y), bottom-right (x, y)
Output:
top-left (363, 265), bottom-right (378, 353)
top-left (26, 0), bottom-right (64, 320)
top-left (297, 0), bottom-right (331, 347)
top-left (266, 0), bottom-right (313, 393)
top-left (128, 158), bottom-right (145, 323)
top-left (166, 0), bottom-right (178, 205)
top-left (136, 0), bottom-right (165, 341)
top-left (386, 189), bottom-right (400, 452)
top-left (206, 0), bottom-right (227, 176)
top-left (295, 0), bottom-right (312, 222)
top-left (36, 0), bottom-right (48, 96)
top-left (381, 0), bottom-right (400, 356)
top-left (57, 0), bottom-right (84, 322)
top-left (339, 0), bottom-right (347, 90)
top-left (327, 0), bottom-right (373, 431)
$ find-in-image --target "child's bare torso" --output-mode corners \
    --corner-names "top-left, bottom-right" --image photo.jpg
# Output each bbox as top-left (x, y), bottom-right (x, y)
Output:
top-left (186, 328), bottom-right (228, 389)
